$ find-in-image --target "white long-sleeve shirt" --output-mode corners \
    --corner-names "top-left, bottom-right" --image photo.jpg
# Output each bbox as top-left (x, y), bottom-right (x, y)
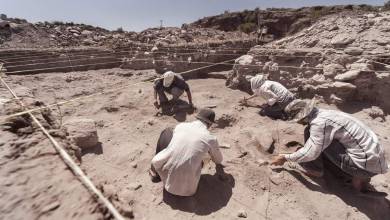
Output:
top-left (253, 80), bottom-right (294, 106)
top-left (286, 109), bottom-right (388, 174)
top-left (151, 120), bottom-right (223, 196)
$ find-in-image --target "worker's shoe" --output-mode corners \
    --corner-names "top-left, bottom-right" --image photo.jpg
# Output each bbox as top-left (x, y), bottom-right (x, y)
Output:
top-left (287, 162), bottom-right (324, 178)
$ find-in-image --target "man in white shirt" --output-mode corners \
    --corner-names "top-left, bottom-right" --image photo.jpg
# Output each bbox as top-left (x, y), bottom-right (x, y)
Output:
top-left (240, 74), bottom-right (295, 120)
top-left (271, 99), bottom-right (388, 192)
top-left (150, 108), bottom-right (223, 196)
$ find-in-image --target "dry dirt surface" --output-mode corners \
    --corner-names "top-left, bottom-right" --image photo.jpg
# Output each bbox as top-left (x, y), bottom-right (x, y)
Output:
top-left (1, 68), bottom-right (389, 220)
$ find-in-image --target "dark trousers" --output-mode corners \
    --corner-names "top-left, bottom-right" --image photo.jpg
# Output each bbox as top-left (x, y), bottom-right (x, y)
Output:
top-left (156, 127), bottom-right (174, 154)
top-left (156, 87), bottom-right (170, 104)
top-left (303, 127), bottom-right (375, 178)
top-left (151, 127), bottom-right (174, 182)
top-left (260, 96), bottom-right (294, 120)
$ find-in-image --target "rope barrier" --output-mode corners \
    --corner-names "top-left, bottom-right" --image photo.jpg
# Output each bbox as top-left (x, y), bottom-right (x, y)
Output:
top-left (0, 46), bottom-right (250, 62)
top-left (5, 56), bottom-right (390, 75)
top-left (5, 52), bottom-right (242, 69)
top-left (0, 73), bottom-right (126, 220)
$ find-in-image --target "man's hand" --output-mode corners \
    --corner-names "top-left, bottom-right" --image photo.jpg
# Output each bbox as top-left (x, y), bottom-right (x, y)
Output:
top-left (153, 101), bottom-right (160, 109)
top-left (259, 103), bottom-right (268, 109)
top-left (271, 154), bottom-right (287, 166)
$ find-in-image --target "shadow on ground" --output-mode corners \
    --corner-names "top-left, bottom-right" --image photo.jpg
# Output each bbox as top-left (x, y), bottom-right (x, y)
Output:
top-left (285, 166), bottom-right (390, 220)
top-left (163, 167), bottom-right (235, 215)
top-left (159, 99), bottom-right (195, 122)
top-left (82, 142), bottom-right (103, 156)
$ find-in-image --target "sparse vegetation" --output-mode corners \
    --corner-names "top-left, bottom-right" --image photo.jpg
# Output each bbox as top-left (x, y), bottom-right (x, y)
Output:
top-left (238, 22), bottom-right (257, 33)
top-left (116, 27), bottom-right (124, 33)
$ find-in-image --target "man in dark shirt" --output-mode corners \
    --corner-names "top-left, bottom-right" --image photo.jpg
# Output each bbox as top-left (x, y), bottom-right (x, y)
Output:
top-left (153, 71), bottom-right (193, 109)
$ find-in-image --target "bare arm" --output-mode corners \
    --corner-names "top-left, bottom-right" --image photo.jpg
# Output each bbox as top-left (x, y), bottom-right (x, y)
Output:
top-left (209, 138), bottom-right (223, 164)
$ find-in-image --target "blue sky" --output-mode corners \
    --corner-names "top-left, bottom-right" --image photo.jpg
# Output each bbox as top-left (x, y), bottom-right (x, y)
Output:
top-left (0, 0), bottom-right (385, 32)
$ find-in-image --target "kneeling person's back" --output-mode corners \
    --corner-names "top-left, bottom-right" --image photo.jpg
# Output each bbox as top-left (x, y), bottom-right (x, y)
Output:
top-left (152, 120), bottom-right (222, 196)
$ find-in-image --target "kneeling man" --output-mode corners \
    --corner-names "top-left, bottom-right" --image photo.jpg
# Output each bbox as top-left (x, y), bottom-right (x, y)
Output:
top-left (271, 100), bottom-right (388, 192)
top-left (153, 71), bottom-right (193, 110)
top-left (151, 108), bottom-right (223, 196)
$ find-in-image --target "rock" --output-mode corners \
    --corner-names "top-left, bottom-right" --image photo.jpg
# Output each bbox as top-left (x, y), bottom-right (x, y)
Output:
top-left (256, 159), bottom-right (269, 166)
top-left (344, 47), bottom-right (363, 56)
top-left (330, 34), bottom-right (355, 47)
top-left (68, 29), bottom-right (80, 35)
top-left (128, 183), bottom-right (142, 191)
top-left (103, 105), bottom-right (119, 112)
top-left (82, 38), bottom-right (96, 45)
top-left (330, 94), bottom-right (344, 104)
top-left (130, 162), bottom-right (137, 168)
top-left (81, 30), bottom-right (93, 36)
top-left (254, 131), bottom-right (275, 153)
top-left (63, 118), bottom-right (99, 149)
top-left (323, 64), bottom-right (345, 78)
top-left (41, 201), bottom-right (60, 213)
top-left (366, 106), bottom-right (385, 120)
top-left (349, 62), bottom-right (373, 71)
top-left (119, 205), bottom-right (134, 219)
top-left (115, 72), bottom-right (133, 77)
top-left (235, 55), bottom-right (253, 65)
top-left (237, 210), bottom-right (247, 218)
top-left (334, 70), bottom-right (361, 81)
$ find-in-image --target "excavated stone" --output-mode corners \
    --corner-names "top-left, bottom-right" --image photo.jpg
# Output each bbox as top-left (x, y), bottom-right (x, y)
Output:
top-left (334, 70), bottom-right (361, 81)
top-left (323, 63), bottom-right (345, 78)
top-left (63, 118), bottom-right (99, 149)
top-left (330, 34), bottom-right (355, 47)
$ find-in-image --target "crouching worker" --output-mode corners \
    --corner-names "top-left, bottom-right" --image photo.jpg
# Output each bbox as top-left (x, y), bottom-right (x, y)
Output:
top-left (240, 74), bottom-right (295, 120)
top-left (150, 108), bottom-right (223, 196)
top-left (271, 99), bottom-right (388, 192)
top-left (153, 71), bottom-right (193, 111)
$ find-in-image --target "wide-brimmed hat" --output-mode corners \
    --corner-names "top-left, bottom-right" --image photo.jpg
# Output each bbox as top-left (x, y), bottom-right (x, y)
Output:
top-left (195, 108), bottom-right (216, 125)
top-left (162, 71), bottom-right (175, 87)
top-left (284, 99), bottom-right (315, 122)
top-left (249, 74), bottom-right (266, 91)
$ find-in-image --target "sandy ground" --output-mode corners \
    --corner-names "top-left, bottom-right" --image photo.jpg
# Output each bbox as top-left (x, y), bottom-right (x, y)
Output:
top-left (1, 68), bottom-right (390, 220)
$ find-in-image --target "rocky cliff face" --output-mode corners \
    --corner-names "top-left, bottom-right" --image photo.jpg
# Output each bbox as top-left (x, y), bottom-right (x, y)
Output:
top-left (0, 14), bottom-right (252, 49)
top-left (190, 5), bottom-right (379, 38)
top-left (227, 10), bottom-right (390, 113)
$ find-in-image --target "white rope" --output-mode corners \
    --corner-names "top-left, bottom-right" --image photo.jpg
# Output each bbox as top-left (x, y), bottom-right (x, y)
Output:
top-left (0, 74), bottom-right (125, 220)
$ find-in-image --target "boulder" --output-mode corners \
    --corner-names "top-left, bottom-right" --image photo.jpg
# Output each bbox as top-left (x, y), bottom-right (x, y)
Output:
top-left (334, 70), bottom-right (361, 81)
top-left (349, 62), bottom-right (373, 71)
top-left (323, 63), bottom-right (345, 78)
top-left (253, 130), bottom-right (275, 153)
top-left (344, 47), bottom-right (363, 56)
top-left (335, 70), bottom-right (375, 82)
top-left (330, 34), bottom-right (355, 47)
top-left (330, 81), bottom-right (357, 98)
top-left (81, 30), bottom-right (93, 36)
top-left (63, 118), bottom-right (98, 149)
